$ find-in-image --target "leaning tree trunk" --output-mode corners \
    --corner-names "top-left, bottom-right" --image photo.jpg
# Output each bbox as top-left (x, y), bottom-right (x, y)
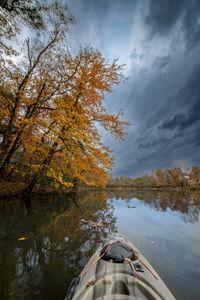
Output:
top-left (23, 144), bottom-right (57, 194)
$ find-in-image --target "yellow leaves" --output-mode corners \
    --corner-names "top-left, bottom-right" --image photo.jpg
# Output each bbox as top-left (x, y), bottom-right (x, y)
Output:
top-left (18, 237), bottom-right (26, 241)
top-left (1, 44), bottom-right (130, 190)
top-left (46, 167), bottom-right (73, 189)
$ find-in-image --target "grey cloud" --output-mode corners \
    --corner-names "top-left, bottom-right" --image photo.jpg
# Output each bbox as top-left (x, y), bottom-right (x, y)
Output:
top-left (138, 135), bottom-right (170, 149)
top-left (130, 48), bottom-right (144, 61)
top-left (145, 0), bottom-right (200, 50)
top-left (145, 0), bottom-right (186, 36)
top-left (159, 64), bottom-right (200, 130)
top-left (160, 113), bottom-right (186, 130)
top-left (114, 151), bottom-right (157, 177)
top-left (153, 55), bottom-right (172, 69)
top-left (69, 0), bottom-right (139, 40)
top-left (114, 142), bottom-right (175, 177)
top-left (183, 2), bottom-right (200, 50)
top-left (179, 129), bottom-right (200, 148)
top-left (159, 102), bottom-right (200, 131)
top-left (195, 139), bottom-right (200, 146)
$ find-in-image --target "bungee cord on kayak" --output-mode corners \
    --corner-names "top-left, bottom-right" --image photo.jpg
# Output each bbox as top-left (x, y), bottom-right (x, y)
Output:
top-left (66, 233), bottom-right (175, 300)
top-left (82, 240), bottom-right (158, 280)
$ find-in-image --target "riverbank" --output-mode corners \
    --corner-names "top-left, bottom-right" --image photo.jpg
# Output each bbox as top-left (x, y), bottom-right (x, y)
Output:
top-left (1, 179), bottom-right (200, 198)
top-left (104, 185), bottom-right (200, 192)
top-left (0, 180), bottom-right (73, 198)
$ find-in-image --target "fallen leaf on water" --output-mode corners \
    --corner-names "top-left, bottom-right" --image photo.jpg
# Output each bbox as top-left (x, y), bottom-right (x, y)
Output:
top-left (80, 218), bottom-right (87, 222)
top-left (80, 219), bottom-right (106, 227)
top-left (18, 237), bottom-right (26, 241)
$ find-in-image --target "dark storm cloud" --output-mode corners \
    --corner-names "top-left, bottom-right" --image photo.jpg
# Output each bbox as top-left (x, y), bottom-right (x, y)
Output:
top-left (160, 103), bottom-right (200, 131)
top-left (68, 0), bottom-right (200, 176)
top-left (138, 136), bottom-right (169, 149)
top-left (145, 0), bottom-right (186, 36)
top-left (119, 53), bottom-right (200, 175)
top-left (182, 2), bottom-right (200, 50)
top-left (159, 64), bottom-right (200, 131)
top-left (145, 0), bottom-right (200, 50)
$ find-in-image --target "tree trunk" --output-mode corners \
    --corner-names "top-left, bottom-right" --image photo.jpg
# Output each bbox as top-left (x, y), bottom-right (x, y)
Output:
top-left (0, 131), bottom-right (22, 177)
top-left (23, 145), bottom-right (57, 193)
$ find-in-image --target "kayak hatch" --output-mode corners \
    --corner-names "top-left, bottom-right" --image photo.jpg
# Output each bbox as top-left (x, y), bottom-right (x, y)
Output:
top-left (65, 233), bottom-right (176, 300)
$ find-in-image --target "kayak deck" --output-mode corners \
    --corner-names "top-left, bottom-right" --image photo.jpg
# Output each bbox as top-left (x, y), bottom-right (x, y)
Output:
top-left (66, 233), bottom-right (175, 300)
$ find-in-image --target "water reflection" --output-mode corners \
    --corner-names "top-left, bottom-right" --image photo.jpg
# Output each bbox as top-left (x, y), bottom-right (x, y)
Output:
top-left (106, 190), bottom-right (200, 223)
top-left (0, 192), bottom-right (116, 300)
top-left (108, 190), bottom-right (200, 300)
top-left (0, 190), bottom-right (200, 300)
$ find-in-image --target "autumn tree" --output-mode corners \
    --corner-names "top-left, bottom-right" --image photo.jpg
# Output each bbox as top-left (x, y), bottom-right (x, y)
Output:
top-left (174, 160), bottom-right (190, 175)
top-left (191, 166), bottom-right (200, 184)
top-left (155, 168), bottom-right (165, 186)
top-left (142, 173), bottom-right (152, 186)
top-left (0, 0), bottom-right (130, 193)
top-left (0, 29), bottom-right (129, 192)
top-left (0, 0), bottom-right (73, 56)
top-left (133, 177), bottom-right (144, 186)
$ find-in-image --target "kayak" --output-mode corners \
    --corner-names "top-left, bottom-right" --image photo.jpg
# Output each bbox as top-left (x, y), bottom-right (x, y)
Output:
top-left (66, 233), bottom-right (175, 300)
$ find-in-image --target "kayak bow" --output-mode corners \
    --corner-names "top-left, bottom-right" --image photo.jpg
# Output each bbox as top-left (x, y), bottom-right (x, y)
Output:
top-left (66, 233), bottom-right (175, 300)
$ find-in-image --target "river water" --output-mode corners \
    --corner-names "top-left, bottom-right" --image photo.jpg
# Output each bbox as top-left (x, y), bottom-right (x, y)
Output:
top-left (0, 190), bottom-right (200, 300)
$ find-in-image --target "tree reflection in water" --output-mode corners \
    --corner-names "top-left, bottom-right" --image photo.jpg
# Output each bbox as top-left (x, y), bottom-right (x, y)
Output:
top-left (106, 190), bottom-right (200, 223)
top-left (0, 191), bottom-right (116, 300)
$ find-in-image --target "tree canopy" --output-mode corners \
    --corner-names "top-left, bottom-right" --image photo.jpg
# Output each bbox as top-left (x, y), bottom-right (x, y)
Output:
top-left (0, 1), bottom-right (130, 193)
top-left (0, 0), bottom-right (74, 56)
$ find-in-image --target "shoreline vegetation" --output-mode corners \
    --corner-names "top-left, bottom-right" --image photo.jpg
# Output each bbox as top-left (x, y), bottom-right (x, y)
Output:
top-left (0, 183), bottom-right (199, 199)
top-left (105, 165), bottom-right (200, 192)
top-left (1, 164), bottom-right (200, 197)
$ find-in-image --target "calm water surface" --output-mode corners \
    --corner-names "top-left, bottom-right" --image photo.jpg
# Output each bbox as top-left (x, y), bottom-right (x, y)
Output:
top-left (0, 190), bottom-right (200, 300)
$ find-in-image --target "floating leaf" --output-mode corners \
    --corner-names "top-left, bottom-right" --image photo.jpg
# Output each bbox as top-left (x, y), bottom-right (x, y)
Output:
top-left (18, 237), bottom-right (26, 241)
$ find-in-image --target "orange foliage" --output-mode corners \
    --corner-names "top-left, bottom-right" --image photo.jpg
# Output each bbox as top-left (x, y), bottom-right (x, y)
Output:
top-left (0, 34), bottom-right (130, 191)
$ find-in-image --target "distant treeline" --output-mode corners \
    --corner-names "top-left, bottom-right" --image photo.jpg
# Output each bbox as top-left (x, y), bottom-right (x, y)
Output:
top-left (107, 165), bottom-right (200, 189)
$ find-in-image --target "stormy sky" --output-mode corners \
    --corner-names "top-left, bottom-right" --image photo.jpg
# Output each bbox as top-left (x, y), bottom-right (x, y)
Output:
top-left (67, 0), bottom-right (200, 177)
